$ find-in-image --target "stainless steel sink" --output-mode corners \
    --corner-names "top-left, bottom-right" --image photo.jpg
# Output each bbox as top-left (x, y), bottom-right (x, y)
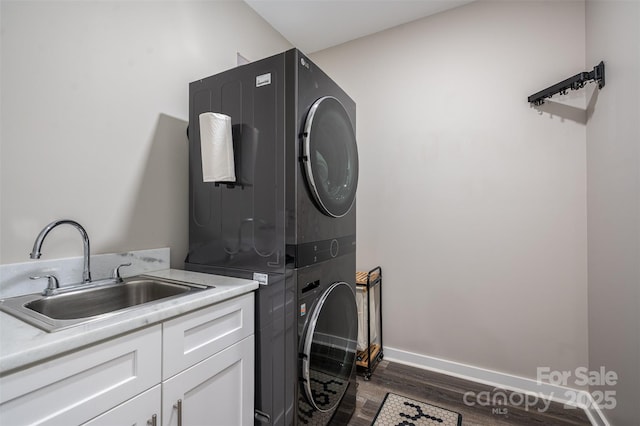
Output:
top-left (0, 276), bottom-right (210, 332)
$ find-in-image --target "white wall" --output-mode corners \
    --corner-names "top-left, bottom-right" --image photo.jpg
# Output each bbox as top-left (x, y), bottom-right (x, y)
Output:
top-left (586, 1), bottom-right (640, 424)
top-left (0, 0), bottom-right (291, 267)
top-left (312, 0), bottom-right (589, 380)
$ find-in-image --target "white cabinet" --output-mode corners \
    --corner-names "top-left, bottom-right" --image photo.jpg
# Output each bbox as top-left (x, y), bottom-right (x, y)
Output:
top-left (0, 292), bottom-right (255, 426)
top-left (162, 292), bottom-right (255, 426)
top-left (162, 336), bottom-right (254, 426)
top-left (0, 325), bottom-right (161, 426)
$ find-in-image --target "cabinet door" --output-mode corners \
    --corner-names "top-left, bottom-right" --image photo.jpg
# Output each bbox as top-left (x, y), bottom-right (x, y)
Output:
top-left (82, 385), bottom-right (160, 426)
top-left (162, 336), bottom-right (254, 426)
top-left (0, 325), bottom-right (161, 426)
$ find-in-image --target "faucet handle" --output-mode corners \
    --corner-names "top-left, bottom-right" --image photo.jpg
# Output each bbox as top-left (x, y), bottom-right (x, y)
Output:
top-left (112, 262), bottom-right (132, 283)
top-left (30, 275), bottom-right (60, 296)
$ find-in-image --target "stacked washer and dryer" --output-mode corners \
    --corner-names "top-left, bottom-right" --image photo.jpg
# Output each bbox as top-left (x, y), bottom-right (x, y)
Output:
top-left (185, 49), bottom-right (359, 426)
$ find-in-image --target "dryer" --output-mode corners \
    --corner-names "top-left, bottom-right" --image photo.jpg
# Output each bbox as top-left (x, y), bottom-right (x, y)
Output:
top-left (185, 49), bottom-right (359, 426)
top-left (186, 48), bottom-right (358, 274)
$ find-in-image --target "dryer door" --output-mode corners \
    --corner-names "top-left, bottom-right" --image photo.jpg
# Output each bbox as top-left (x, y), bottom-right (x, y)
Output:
top-left (302, 96), bottom-right (359, 218)
top-left (302, 282), bottom-right (358, 412)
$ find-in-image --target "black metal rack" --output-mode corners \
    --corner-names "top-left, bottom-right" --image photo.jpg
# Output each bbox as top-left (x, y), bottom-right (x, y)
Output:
top-left (528, 61), bottom-right (605, 106)
top-left (356, 266), bottom-right (383, 380)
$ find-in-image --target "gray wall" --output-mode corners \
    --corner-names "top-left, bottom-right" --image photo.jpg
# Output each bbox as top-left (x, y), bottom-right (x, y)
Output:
top-left (312, 0), bottom-right (589, 381)
top-left (586, 1), bottom-right (640, 425)
top-left (0, 1), bottom-right (291, 267)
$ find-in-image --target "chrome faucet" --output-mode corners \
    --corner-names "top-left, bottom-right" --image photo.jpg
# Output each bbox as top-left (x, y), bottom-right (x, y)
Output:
top-left (30, 219), bottom-right (92, 283)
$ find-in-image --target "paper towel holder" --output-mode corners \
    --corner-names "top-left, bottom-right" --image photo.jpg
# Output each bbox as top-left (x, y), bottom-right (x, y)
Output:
top-left (214, 182), bottom-right (245, 189)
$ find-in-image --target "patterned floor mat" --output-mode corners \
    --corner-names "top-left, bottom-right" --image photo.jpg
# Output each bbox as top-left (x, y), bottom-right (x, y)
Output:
top-left (372, 393), bottom-right (462, 426)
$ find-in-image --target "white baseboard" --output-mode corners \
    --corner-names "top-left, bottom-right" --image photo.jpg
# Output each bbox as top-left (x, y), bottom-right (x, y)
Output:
top-left (383, 346), bottom-right (610, 426)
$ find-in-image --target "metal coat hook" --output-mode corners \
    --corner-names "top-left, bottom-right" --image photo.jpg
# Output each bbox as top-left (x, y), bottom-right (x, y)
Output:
top-left (528, 61), bottom-right (605, 106)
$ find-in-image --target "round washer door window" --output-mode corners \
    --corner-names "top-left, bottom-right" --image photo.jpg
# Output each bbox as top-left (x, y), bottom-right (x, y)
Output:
top-left (302, 282), bottom-right (358, 412)
top-left (303, 96), bottom-right (359, 218)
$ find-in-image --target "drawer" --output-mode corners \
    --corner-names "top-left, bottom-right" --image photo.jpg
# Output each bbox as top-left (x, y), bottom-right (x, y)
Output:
top-left (0, 325), bottom-right (161, 426)
top-left (162, 292), bottom-right (254, 379)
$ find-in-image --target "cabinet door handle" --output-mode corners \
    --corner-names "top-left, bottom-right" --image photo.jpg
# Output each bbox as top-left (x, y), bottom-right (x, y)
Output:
top-left (174, 399), bottom-right (183, 426)
top-left (147, 414), bottom-right (157, 426)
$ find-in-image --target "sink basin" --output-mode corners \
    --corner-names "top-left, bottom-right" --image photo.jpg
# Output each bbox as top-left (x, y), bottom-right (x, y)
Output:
top-left (26, 279), bottom-right (192, 320)
top-left (0, 276), bottom-right (210, 332)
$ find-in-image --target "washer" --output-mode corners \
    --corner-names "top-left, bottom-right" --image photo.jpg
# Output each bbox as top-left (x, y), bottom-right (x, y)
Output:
top-left (185, 49), bottom-right (358, 426)
top-left (296, 253), bottom-right (358, 426)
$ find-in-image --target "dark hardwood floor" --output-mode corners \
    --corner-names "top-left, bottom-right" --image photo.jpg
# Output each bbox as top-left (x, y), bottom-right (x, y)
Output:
top-left (349, 360), bottom-right (591, 426)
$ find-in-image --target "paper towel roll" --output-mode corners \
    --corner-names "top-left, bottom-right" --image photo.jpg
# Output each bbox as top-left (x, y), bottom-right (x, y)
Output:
top-left (199, 112), bottom-right (236, 183)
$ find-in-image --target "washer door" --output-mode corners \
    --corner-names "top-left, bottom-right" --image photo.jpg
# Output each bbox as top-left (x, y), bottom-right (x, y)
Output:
top-left (302, 96), bottom-right (359, 218)
top-left (302, 282), bottom-right (358, 412)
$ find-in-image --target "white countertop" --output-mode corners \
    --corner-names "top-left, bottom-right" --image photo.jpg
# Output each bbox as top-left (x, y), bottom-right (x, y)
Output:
top-left (0, 269), bottom-right (258, 375)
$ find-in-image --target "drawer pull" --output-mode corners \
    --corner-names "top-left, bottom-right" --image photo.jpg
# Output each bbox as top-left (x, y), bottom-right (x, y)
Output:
top-left (147, 414), bottom-right (157, 426)
top-left (174, 399), bottom-right (183, 426)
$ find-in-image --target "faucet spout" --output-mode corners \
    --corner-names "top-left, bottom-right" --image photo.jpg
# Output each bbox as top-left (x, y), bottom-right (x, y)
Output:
top-left (30, 219), bottom-right (92, 283)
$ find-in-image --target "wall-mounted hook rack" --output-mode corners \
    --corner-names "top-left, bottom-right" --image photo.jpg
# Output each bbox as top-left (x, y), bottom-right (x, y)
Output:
top-left (528, 61), bottom-right (605, 106)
